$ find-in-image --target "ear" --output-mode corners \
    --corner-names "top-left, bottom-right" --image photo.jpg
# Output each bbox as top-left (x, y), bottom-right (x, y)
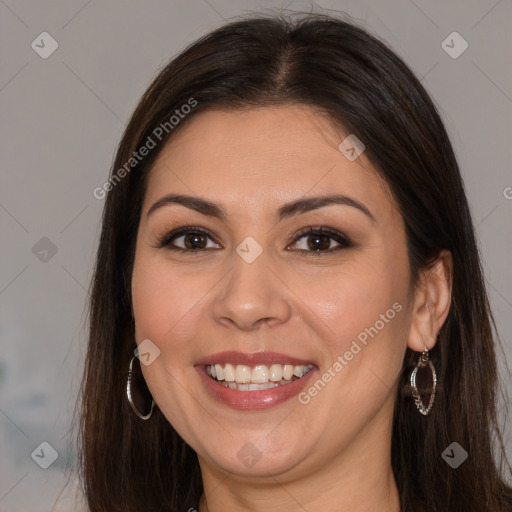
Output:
top-left (407, 250), bottom-right (453, 352)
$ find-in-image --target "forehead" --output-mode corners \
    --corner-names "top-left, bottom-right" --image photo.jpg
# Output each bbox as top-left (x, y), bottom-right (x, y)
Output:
top-left (144, 106), bottom-right (394, 218)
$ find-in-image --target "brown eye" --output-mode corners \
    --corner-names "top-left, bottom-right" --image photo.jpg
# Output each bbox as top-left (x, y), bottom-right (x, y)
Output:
top-left (156, 227), bottom-right (222, 252)
top-left (183, 233), bottom-right (208, 249)
top-left (289, 226), bottom-right (353, 253)
top-left (306, 234), bottom-right (331, 251)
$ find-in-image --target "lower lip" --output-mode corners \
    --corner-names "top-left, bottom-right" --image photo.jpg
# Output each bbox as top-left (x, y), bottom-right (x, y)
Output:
top-left (195, 366), bottom-right (317, 410)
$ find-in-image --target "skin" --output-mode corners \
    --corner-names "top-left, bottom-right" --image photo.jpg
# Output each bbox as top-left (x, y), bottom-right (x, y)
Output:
top-left (131, 106), bottom-right (452, 512)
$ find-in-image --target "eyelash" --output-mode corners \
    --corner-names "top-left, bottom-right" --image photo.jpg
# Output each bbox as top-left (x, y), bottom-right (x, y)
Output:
top-left (155, 225), bottom-right (353, 255)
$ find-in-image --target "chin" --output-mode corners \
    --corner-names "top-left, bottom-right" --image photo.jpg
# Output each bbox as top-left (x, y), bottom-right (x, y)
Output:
top-left (198, 434), bottom-right (312, 479)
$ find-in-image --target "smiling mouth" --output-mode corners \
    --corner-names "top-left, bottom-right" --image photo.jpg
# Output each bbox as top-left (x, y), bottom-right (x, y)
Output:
top-left (205, 363), bottom-right (315, 391)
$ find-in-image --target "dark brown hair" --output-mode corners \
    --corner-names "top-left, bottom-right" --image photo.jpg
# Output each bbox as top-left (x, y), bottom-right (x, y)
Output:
top-left (77, 12), bottom-right (512, 511)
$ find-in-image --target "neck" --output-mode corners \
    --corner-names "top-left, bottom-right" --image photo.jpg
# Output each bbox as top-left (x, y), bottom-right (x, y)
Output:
top-left (197, 396), bottom-right (400, 512)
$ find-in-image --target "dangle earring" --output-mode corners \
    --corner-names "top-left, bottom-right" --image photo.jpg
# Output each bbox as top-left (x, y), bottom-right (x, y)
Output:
top-left (410, 345), bottom-right (437, 415)
top-left (126, 354), bottom-right (155, 420)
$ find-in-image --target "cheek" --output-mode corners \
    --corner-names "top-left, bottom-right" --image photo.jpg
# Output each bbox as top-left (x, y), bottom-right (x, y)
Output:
top-left (131, 253), bottom-right (212, 436)
top-left (299, 255), bottom-right (411, 408)
top-left (298, 274), bottom-right (407, 408)
top-left (131, 255), bottom-right (205, 344)
top-left (305, 260), bottom-right (408, 345)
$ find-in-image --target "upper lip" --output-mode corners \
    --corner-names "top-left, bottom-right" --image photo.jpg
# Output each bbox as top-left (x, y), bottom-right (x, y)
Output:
top-left (195, 351), bottom-right (316, 367)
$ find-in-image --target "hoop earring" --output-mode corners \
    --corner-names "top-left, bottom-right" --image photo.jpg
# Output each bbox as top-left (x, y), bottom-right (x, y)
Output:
top-left (410, 346), bottom-right (437, 416)
top-left (126, 355), bottom-right (154, 420)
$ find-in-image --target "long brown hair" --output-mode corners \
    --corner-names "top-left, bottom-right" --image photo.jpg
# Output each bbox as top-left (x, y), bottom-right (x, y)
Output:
top-left (77, 12), bottom-right (512, 511)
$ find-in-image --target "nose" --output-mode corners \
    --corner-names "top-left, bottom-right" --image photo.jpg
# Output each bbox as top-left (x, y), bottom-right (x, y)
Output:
top-left (212, 253), bottom-right (292, 331)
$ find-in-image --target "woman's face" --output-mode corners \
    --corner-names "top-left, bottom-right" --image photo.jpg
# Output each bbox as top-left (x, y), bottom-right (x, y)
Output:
top-left (131, 106), bottom-right (414, 481)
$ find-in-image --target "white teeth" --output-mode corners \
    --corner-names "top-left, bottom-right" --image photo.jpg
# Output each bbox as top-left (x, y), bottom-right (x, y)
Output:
top-left (251, 365), bottom-right (269, 384)
top-left (235, 365), bottom-right (252, 383)
top-left (220, 380), bottom-right (294, 391)
top-left (224, 363), bottom-right (235, 382)
top-left (233, 382), bottom-right (279, 391)
top-left (269, 364), bottom-right (283, 382)
top-left (293, 365), bottom-right (305, 378)
top-left (206, 363), bottom-right (314, 385)
top-left (283, 364), bottom-right (294, 380)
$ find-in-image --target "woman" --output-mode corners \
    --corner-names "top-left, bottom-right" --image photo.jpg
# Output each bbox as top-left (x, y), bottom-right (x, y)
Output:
top-left (78, 12), bottom-right (512, 512)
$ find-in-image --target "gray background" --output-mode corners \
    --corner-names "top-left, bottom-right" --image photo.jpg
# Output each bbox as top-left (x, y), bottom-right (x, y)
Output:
top-left (1, 1), bottom-right (511, 510)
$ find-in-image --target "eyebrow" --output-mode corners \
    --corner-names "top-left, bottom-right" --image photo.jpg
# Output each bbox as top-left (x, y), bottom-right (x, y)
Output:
top-left (147, 193), bottom-right (375, 222)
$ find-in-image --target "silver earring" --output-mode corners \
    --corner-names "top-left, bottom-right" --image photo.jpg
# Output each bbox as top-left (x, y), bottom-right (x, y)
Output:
top-left (126, 355), bottom-right (154, 420)
top-left (410, 347), bottom-right (437, 416)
